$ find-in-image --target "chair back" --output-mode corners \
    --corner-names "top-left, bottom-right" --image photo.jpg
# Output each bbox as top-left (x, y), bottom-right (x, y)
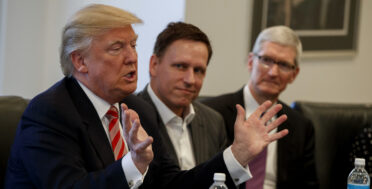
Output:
top-left (292, 101), bottom-right (372, 189)
top-left (0, 96), bottom-right (29, 187)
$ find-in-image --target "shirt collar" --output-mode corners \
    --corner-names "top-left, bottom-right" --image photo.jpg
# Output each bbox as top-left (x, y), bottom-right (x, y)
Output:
top-left (147, 85), bottom-right (195, 125)
top-left (243, 84), bottom-right (277, 118)
top-left (243, 84), bottom-right (260, 117)
top-left (77, 80), bottom-right (119, 120)
top-left (184, 105), bottom-right (195, 125)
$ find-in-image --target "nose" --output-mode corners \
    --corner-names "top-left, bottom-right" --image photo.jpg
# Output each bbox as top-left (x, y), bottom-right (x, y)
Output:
top-left (183, 69), bottom-right (196, 85)
top-left (267, 64), bottom-right (280, 76)
top-left (124, 46), bottom-right (137, 65)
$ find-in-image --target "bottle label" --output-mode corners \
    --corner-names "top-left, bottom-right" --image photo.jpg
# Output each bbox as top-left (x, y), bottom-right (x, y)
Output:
top-left (347, 184), bottom-right (370, 189)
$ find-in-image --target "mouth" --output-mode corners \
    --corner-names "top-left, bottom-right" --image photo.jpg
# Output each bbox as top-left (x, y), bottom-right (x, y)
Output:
top-left (262, 79), bottom-right (279, 86)
top-left (123, 70), bottom-right (137, 82)
top-left (177, 88), bottom-right (196, 95)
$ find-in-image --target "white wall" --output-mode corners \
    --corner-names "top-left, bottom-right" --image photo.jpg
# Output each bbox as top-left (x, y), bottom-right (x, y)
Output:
top-left (0, 0), bottom-right (6, 92)
top-left (186, 0), bottom-right (372, 104)
top-left (185, 0), bottom-right (252, 98)
top-left (1, 0), bottom-right (372, 105)
top-left (0, 0), bottom-right (185, 99)
top-left (0, 0), bottom-right (47, 98)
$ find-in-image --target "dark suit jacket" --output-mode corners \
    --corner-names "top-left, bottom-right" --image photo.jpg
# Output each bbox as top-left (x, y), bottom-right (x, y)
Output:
top-left (136, 87), bottom-right (228, 167)
top-left (201, 87), bottom-right (319, 189)
top-left (5, 77), bottom-right (236, 189)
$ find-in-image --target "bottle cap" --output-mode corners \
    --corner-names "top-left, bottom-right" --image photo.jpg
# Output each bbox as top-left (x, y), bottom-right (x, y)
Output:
top-left (355, 158), bottom-right (365, 166)
top-left (213, 173), bottom-right (226, 181)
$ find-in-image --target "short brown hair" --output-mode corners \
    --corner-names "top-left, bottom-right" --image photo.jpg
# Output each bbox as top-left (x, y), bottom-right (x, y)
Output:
top-left (153, 22), bottom-right (213, 64)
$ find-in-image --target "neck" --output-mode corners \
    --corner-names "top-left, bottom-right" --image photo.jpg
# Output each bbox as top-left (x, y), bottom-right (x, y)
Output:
top-left (74, 75), bottom-right (117, 105)
top-left (172, 107), bottom-right (186, 118)
top-left (149, 82), bottom-right (187, 118)
top-left (248, 84), bottom-right (278, 105)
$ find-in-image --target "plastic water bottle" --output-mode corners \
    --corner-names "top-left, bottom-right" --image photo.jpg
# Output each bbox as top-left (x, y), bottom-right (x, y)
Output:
top-left (209, 173), bottom-right (228, 189)
top-left (347, 158), bottom-right (370, 189)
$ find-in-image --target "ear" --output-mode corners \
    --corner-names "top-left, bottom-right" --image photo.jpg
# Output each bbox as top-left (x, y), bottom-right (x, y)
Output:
top-left (149, 54), bottom-right (159, 77)
top-left (247, 52), bottom-right (255, 73)
top-left (288, 67), bottom-right (300, 84)
top-left (70, 51), bottom-right (88, 73)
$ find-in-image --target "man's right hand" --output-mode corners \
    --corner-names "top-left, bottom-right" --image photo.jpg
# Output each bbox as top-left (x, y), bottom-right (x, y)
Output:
top-left (121, 103), bottom-right (154, 174)
top-left (231, 101), bottom-right (289, 166)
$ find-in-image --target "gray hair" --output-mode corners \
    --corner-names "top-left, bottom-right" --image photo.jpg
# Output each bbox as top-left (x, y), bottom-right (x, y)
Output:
top-left (252, 25), bottom-right (302, 66)
top-left (60, 4), bottom-right (142, 76)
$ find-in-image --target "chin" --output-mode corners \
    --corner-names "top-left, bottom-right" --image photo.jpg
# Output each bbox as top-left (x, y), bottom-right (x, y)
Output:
top-left (258, 89), bottom-right (279, 98)
top-left (258, 85), bottom-right (279, 93)
top-left (117, 87), bottom-right (136, 98)
top-left (126, 88), bottom-right (136, 95)
top-left (181, 100), bottom-right (193, 107)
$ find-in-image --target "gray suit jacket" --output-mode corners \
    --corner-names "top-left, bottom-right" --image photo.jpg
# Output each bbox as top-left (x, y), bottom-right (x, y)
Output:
top-left (137, 86), bottom-right (228, 167)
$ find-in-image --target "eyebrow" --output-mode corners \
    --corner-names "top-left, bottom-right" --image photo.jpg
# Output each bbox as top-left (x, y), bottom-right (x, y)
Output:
top-left (133, 34), bottom-right (139, 41)
top-left (260, 54), bottom-right (293, 65)
top-left (108, 34), bottom-right (139, 46)
top-left (129, 34), bottom-right (138, 44)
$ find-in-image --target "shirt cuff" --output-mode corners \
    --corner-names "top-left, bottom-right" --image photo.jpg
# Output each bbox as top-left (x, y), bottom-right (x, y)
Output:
top-left (223, 146), bottom-right (252, 185)
top-left (121, 152), bottom-right (148, 189)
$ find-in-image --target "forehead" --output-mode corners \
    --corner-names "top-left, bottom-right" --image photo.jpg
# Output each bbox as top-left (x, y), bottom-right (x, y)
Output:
top-left (93, 26), bottom-right (137, 44)
top-left (161, 39), bottom-right (208, 64)
top-left (259, 41), bottom-right (296, 64)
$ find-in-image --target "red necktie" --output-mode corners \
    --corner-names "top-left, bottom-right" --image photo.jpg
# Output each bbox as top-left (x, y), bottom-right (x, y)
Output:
top-left (245, 147), bottom-right (267, 189)
top-left (106, 106), bottom-right (127, 160)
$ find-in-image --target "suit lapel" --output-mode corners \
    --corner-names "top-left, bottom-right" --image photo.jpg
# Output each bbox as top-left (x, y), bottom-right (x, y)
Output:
top-left (137, 87), bottom-right (180, 166)
top-left (157, 122), bottom-right (179, 166)
top-left (228, 88), bottom-right (245, 120)
top-left (276, 101), bottom-right (297, 182)
top-left (226, 88), bottom-right (245, 143)
top-left (235, 88), bottom-right (245, 108)
top-left (277, 101), bottom-right (295, 149)
top-left (66, 77), bottom-right (115, 166)
top-left (188, 104), bottom-right (205, 165)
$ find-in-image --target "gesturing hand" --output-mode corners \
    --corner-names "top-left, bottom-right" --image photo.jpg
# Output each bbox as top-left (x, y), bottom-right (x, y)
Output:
top-left (121, 103), bottom-right (154, 174)
top-left (231, 100), bottom-right (289, 166)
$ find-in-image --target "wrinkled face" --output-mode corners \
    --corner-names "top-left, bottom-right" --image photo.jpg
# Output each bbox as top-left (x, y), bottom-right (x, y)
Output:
top-left (248, 41), bottom-right (299, 102)
top-left (150, 39), bottom-right (208, 116)
top-left (74, 26), bottom-right (138, 104)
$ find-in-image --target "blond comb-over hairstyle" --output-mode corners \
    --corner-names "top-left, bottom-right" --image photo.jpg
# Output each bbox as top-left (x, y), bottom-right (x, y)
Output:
top-left (60, 4), bottom-right (142, 77)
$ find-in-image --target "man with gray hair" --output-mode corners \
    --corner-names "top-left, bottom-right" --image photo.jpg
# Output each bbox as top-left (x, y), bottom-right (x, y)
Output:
top-left (5, 4), bottom-right (289, 189)
top-left (202, 26), bottom-right (319, 188)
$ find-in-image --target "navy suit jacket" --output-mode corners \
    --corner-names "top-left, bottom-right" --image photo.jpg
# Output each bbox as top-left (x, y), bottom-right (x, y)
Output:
top-left (5, 77), bottom-right (236, 189)
top-left (201, 88), bottom-right (319, 189)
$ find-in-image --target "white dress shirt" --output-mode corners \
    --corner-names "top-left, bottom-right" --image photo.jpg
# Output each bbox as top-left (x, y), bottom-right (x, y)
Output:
top-left (243, 84), bottom-right (277, 189)
top-left (78, 81), bottom-right (144, 189)
top-left (147, 85), bottom-right (196, 170)
top-left (147, 85), bottom-right (252, 186)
